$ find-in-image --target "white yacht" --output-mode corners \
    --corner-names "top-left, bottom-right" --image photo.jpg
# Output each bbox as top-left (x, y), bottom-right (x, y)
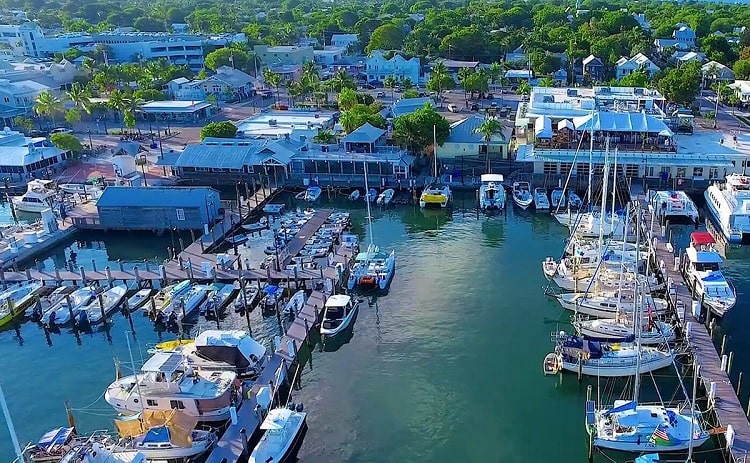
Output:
top-left (575, 314), bottom-right (676, 345)
top-left (479, 174), bottom-right (506, 211)
top-left (104, 351), bottom-right (238, 421)
top-left (533, 187), bottom-right (550, 210)
top-left (557, 291), bottom-right (669, 319)
top-left (648, 190), bottom-right (699, 224)
top-left (704, 173), bottom-right (750, 243)
top-left (511, 181), bottom-right (533, 209)
top-left (58, 183), bottom-right (103, 197)
top-left (12, 179), bottom-right (57, 213)
top-left (248, 407), bottom-right (307, 463)
top-left (320, 294), bottom-right (359, 336)
top-left (683, 231), bottom-right (736, 317)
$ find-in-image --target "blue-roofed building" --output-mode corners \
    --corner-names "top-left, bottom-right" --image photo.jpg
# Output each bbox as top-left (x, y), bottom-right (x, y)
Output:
top-left (341, 123), bottom-right (386, 153)
top-left (441, 116), bottom-right (512, 160)
top-left (95, 186), bottom-right (220, 231)
top-left (387, 97), bottom-right (434, 118)
top-left (0, 127), bottom-right (70, 180)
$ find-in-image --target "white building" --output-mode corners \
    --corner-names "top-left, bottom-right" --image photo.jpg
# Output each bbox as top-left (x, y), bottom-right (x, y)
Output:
top-left (0, 127), bottom-right (70, 178)
top-left (729, 81), bottom-right (750, 104)
top-left (0, 78), bottom-right (50, 119)
top-left (672, 51), bottom-right (705, 65)
top-left (254, 45), bottom-right (314, 65)
top-left (313, 47), bottom-right (345, 66)
top-left (0, 22), bottom-right (44, 57)
top-left (673, 24), bottom-right (697, 48)
top-left (365, 50), bottom-right (420, 84)
top-left (331, 34), bottom-right (358, 49)
top-left (235, 110), bottom-right (336, 139)
top-left (702, 61), bottom-right (735, 82)
top-left (615, 53), bottom-right (660, 79)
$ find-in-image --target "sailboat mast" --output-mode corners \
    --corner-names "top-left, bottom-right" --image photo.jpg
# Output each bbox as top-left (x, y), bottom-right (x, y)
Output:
top-left (0, 380), bottom-right (22, 459)
top-left (363, 161), bottom-right (374, 247)
top-left (688, 360), bottom-right (699, 461)
top-left (433, 124), bottom-right (438, 179)
top-left (125, 333), bottom-right (145, 411)
top-left (633, 202), bottom-right (643, 402)
top-left (611, 143), bottom-right (618, 230)
top-left (587, 112), bottom-right (594, 210)
top-left (597, 144), bottom-right (609, 250)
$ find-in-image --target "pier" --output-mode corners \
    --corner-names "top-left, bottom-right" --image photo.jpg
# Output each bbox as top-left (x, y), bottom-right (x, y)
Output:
top-left (639, 191), bottom-right (750, 462)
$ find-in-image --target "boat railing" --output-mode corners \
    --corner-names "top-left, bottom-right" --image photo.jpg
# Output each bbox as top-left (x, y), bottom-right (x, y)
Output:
top-left (15, 430), bottom-right (115, 463)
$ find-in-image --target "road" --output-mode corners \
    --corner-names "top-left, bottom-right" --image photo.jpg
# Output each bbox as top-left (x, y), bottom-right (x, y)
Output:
top-left (696, 90), bottom-right (749, 132)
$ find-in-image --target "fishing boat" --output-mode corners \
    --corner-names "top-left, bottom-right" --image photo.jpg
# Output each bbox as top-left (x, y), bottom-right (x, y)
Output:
top-left (682, 231), bottom-right (736, 317)
top-left (376, 188), bottom-right (394, 206)
top-left (126, 289), bottom-right (153, 312)
top-left (648, 190), bottom-right (699, 224)
top-left (58, 182), bottom-right (103, 196)
top-left (419, 125), bottom-right (452, 208)
top-left (0, 281), bottom-right (42, 329)
top-left (114, 410), bottom-right (216, 459)
top-left (568, 191), bottom-right (583, 209)
top-left (78, 284), bottom-right (127, 325)
top-left (511, 181), bottom-right (533, 209)
top-left (248, 406), bottom-right (307, 463)
top-left (12, 179), bottom-right (57, 213)
top-left (200, 284), bottom-right (237, 318)
top-left (349, 189), bottom-right (360, 201)
top-left (160, 284), bottom-right (209, 325)
top-left (42, 285), bottom-right (96, 325)
top-left (704, 173), bottom-right (750, 243)
top-left (479, 174), bottom-right (506, 211)
top-left (282, 290), bottom-right (306, 315)
top-left (533, 187), bottom-right (550, 210)
top-left (233, 285), bottom-right (260, 313)
top-left (320, 294), bottom-right (359, 336)
top-left (551, 187), bottom-right (566, 210)
top-left (105, 351), bottom-right (239, 421)
top-left (147, 280), bottom-right (190, 317)
top-left (260, 285), bottom-right (283, 313)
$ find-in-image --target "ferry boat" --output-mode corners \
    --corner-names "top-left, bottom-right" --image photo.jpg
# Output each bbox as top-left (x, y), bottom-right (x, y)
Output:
top-left (511, 181), bottom-right (533, 209)
top-left (478, 174), bottom-right (506, 211)
top-left (682, 231), bottom-right (736, 317)
top-left (648, 190), bottom-right (699, 224)
top-left (704, 173), bottom-right (750, 243)
top-left (11, 179), bottom-right (57, 213)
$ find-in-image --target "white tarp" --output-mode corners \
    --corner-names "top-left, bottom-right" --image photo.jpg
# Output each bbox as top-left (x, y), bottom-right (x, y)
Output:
top-left (535, 116), bottom-right (552, 139)
top-left (557, 119), bottom-right (575, 130)
top-left (572, 112), bottom-right (670, 133)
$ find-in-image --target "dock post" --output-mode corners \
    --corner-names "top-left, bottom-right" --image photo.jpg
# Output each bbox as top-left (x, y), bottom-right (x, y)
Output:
top-left (738, 372), bottom-right (743, 396)
top-left (240, 428), bottom-right (248, 455)
top-left (65, 294), bottom-right (77, 328)
top-left (25, 268), bottom-right (31, 281)
top-left (729, 352), bottom-right (735, 375)
top-left (178, 237), bottom-right (184, 253)
top-left (105, 266), bottom-right (112, 287)
top-left (133, 267), bottom-right (141, 287)
top-left (721, 335), bottom-right (727, 356)
top-left (118, 259), bottom-right (124, 272)
top-left (178, 256), bottom-right (184, 271)
top-left (190, 229), bottom-right (195, 244)
top-left (587, 385), bottom-right (593, 462)
top-left (187, 259), bottom-right (193, 281)
top-left (35, 259), bottom-right (40, 272)
top-left (0, 268), bottom-right (5, 290)
top-left (577, 354), bottom-right (583, 383)
top-left (159, 265), bottom-right (167, 285)
top-left (722, 355), bottom-right (728, 372)
top-left (98, 292), bottom-right (106, 324)
top-left (54, 266), bottom-right (60, 283)
top-left (79, 266), bottom-right (86, 284)
top-left (91, 259), bottom-right (96, 273)
top-left (304, 318), bottom-right (311, 347)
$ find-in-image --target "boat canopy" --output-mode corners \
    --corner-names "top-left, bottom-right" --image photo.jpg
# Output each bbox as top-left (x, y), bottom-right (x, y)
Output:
top-left (685, 248), bottom-right (723, 264)
top-left (690, 231), bottom-right (716, 246)
top-left (141, 352), bottom-right (187, 374)
top-left (37, 427), bottom-right (74, 449)
top-left (263, 285), bottom-right (281, 295)
top-left (604, 400), bottom-right (636, 416)
top-left (194, 330), bottom-right (267, 370)
top-left (260, 408), bottom-right (294, 430)
top-left (325, 294), bottom-right (352, 308)
top-left (561, 336), bottom-right (603, 359)
top-left (116, 410), bottom-right (197, 448)
top-left (480, 174), bottom-right (504, 183)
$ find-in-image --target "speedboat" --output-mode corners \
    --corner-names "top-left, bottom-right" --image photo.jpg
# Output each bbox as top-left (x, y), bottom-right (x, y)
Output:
top-left (105, 351), bottom-right (238, 421)
top-left (248, 406), bottom-right (306, 463)
top-left (114, 410), bottom-right (216, 459)
top-left (419, 183), bottom-right (451, 208)
top-left (365, 188), bottom-right (378, 202)
top-left (282, 290), bottom-right (306, 315)
top-left (349, 189), bottom-right (360, 201)
top-left (43, 285), bottom-right (96, 325)
top-left (78, 284), bottom-right (127, 325)
top-left (12, 179), bottom-right (57, 213)
top-left (225, 234), bottom-right (248, 245)
top-left (568, 191), bottom-right (583, 209)
top-left (147, 280), bottom-right (190, 318)
top-left (160, 284), bottom-right (209, 325)
top-left (260, 285), bottom-right (283, 313)
top-left (705, 173), bottom-right (750, 243)
top-left (347, 244), bottom-right (395, 291)
top-left (551, 187), bottom-right (566, 210)
top-left (479, 174), bottom-right (505, 211)
top-left (26, 286), bottom-right (72, 319)
top-left (0, 281), bottom-right (42, 329)
top-left (377, 188), bottom-right (394, 206)
top-left (200, 283), bottom-right (237, 318)
top-left (234, 284), bottom-right (260, 313)
top-left (304, 186), bottom-right (322, 202)
top-left (126, 288), bottom-right (153, 312)
top-left (533, 187), bottom-right (550, 210)
top-left (683, 231), bottom-right (736, 317)
top-left (320, 294), bottom-right (359, 336)
top-left (512, 181), bottom-right (533, 209)
top-left (648, 190), bottom-right (699, 224)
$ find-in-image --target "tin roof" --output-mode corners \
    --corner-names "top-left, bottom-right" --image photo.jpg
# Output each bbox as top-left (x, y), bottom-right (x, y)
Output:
top-left (96, 186), bottom-right (219, 208)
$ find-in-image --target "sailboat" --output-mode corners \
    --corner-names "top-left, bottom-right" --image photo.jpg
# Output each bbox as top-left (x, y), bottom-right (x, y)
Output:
top-left (114, 410), bottom-right (216, 459)
top-left (420, 125), bottom-right (452, 208)
top-left (348, 161), bottom-right (395, 291)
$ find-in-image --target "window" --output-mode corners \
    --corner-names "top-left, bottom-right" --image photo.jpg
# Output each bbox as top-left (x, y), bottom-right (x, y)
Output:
top-left (625, 164), bottom-right (639, 177)
top-left (646, 166), bottom-right (655, 177)
top-left (170, 400), bottom-right (185, 409)
top-left (543, 162), bottom-right (557, 174)
top-left (146, 399), bottom-right (158, 406)
top-left (560, 163), bottom-right (572, 175)
top-left (709, 167), bottom-right (719, 179)
top-left (676, 167), bottom-right (686, 178)
top-left (693, 167), bottom-right (704, 178)
top-left (660, 166), bottom-right (671, 176)
top-left (593, 163), bottom-right (605, 175)
top-left (577, 163), bottom-right (590, 176)
top-left (176, 208), bottom-right (185, 221)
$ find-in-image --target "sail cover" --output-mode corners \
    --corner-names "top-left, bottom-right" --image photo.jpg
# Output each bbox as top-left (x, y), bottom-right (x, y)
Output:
top-left (115, 410), bottom-right (197, 448)
top-left (604, 400), bottom-right (637, 416)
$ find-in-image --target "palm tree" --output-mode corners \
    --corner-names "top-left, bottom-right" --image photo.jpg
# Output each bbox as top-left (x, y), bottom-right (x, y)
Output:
top-left (473, 117), bottom-right (505, 173)
top-left (538, 77), bottom-right (556, 87)
top-left (107, 90), bottom-right (129, 127)
top-left (400, 77), bottom-right (414, 90)
top-left (34, 91), bottom-right (64, 127)
top-left (488, 62), bottom-right (502, 85)
top-left (313, 129), bottom-right (337, 144)
top-left (330, 69), bottom-right (355, 93)
top-left (262, 68), bottom-right (282, 105)
top-left (383, 76), bottom-right (397, 99)
top-left (287, 80), bottom-right (305, 106)
top-left (65, 83), bottom-right (91, 115)
top-left (429, 61), bottom-right (449, 107)
top-left (458, 67), bottom-right (473, 107)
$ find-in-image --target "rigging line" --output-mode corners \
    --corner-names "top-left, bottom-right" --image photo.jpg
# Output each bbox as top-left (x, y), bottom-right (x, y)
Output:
top-left (70, 389), bottom-right (108, 411)
top-left (553, 127), bottom-right (587, 215)
top-left (649, 370), bottom-right (666, 407)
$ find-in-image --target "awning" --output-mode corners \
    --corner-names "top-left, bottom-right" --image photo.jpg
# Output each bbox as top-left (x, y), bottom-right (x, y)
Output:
top-left (535, 116), bottom-right (552, 139)
top-left (557, 119), bottom-right (574, 131)
top-left (573, 112), bottom-right (670, 133)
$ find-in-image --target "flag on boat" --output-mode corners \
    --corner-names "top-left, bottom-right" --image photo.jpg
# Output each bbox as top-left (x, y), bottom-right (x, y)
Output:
top-left (649, 423), bottom-right (673, 445)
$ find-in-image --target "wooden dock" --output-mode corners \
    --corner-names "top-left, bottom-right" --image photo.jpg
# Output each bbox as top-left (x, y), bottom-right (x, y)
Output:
top-left (640, 194), bottom-right (750, 462)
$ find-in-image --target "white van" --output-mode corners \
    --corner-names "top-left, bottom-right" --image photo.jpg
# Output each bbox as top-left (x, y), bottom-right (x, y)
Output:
top-left (447, 104), bottom-right (459, 113)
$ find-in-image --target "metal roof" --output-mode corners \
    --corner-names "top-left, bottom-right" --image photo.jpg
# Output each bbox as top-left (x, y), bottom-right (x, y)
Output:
top-left (341, 123), bottom-right (385, 144)
top-left (448, 116), bottom-right (508, 144)
top-left (175, 140), bottom-right (296, 169)
top-left (96, 186), bottom-right (219, 208)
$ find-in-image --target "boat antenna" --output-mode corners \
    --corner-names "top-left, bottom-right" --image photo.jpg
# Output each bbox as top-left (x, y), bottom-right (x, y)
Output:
top-left (0, 379), bottom-right (22, 459)
top-left (433, 124), bottom-right (438, 180)
top-left (125, 331), bottom-right (145, 412)
top-left (363, 161), bottom-right (374, 248)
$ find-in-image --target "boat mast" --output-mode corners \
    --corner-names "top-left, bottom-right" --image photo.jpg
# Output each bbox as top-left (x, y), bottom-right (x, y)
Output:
top-left (611, 144), bottom-right (617, 231)
top-left (125, 333), bottom-right (145, 412)
top-left (597, 142), bottom-right (610, 251)
top-left (433, 124), bottom-right (438, 180)
top-left (632, 202), bottom-right (643, 403)
top-left (587, 110), bottom-right (594, 211)
top-left (0, 379), bottom-right (22, 459)
top-left (363, 161), bottom-right (374, 248)
top-left (688, 359), bottom-right (699, 462)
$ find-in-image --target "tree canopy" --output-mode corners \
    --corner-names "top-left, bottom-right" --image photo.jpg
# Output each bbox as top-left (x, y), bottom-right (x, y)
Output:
top-left (339, 104), bottom-right (385, 133)
top-left (655, 61), bottom-right (702, 107)
top-left (200, 121), bottom-right (238, 140)
top-left (205, 47), bottom-right (250, 71)
top-left (50, 133), bottom-right (84, 156)
top-left (393, 104), bottom-right (450, 154)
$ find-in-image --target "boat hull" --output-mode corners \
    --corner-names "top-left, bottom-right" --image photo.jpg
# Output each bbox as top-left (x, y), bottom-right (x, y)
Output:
top-left (560, 352), bottom-right (673, 377)
top-left (320, 305), bottom-right (358, 336)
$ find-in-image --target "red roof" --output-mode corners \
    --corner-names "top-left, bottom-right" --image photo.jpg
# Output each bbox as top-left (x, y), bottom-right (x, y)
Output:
top-left (690, 231), bottom-right (716, 246)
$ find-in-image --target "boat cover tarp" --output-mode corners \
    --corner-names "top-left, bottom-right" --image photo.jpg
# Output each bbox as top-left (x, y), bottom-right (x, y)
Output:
top-left (573, 112), bottom-right (671, 134)
top-left (261, 408), bottom-right (294, 430)
top-left (691, 231), bottom-right (716, 246)
top-left (582, 333), bottom-right (636, 344)
top-left (263, 285), bottom-right (281, 295)
top-left (142, 426), bottom-right (171, 444)
top-left (703, 271), bottom-right (726, 282)
top-left (194, 330), bottom-right (266, 371)
top-left (604, 400), bottom-right (637, 416)
top-left (534, 116), bottom-right (552, 139)
top-left (635, 454), bottom-right (660, 463)
top-left (37, 427), bottom-right (74, 449)
top-left (116, 410), bottom-right (197, 448)
top-left (561, 336), bottom-right (603, 359)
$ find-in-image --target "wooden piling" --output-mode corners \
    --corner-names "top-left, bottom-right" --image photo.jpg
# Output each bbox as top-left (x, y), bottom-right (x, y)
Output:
top-left (133, 267), bottom-right (141, 286)
top-left (729, 351), bottom-right (735, 375)
top-left (722, 334), bottom-right (727, 356)
top-left (738, 372), bottom-right (743, 397)
top-left (118, 259), bottom-right (124, 272)
top-left (105, 267), bottom-right (112, 287)
top-left (65, 294), bottom-right (76, 328)
top-left (0, 268), bottom-right (5, 290)
top-left (91, 259), bottom-right (96, 273)
top-left (98, 292), bottom-right (106, 324)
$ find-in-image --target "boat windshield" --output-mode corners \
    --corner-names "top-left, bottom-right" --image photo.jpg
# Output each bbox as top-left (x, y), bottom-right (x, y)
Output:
top-left (324, 306), bottom-right (344, 321)
top-left (694, 262), bottom-right (720, 272)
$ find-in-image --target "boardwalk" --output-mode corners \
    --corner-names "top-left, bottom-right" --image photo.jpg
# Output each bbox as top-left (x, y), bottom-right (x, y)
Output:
top-left (640, 195), bottom-right (750, 462)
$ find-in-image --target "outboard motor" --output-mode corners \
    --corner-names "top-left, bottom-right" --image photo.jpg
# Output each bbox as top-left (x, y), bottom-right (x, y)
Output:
top-left (48, 310), bottom-right (57, 326)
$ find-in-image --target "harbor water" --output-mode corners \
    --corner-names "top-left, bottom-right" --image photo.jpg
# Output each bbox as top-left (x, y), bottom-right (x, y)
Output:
top-left (0, 191), bottom-right (746, 462)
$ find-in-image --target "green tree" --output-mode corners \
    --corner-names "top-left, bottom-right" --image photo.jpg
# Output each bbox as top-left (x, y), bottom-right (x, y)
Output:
top-left (123, 110), bottom-right (136, 133)
top-left (134, 89), bottom-right (166, 101)
top-left (65, 83), bottom-right (91, 115)
top-left (700, 35), bottom-right (738, 66)
top-left (733, 60), bottom-right (750, 80)
top-left (133, 17), bottom-right (165, 32)
top-left (426, 61), bottom-right (454, 107)
top-left (65, 109), bottom-right (81, 125)
top-left (474, 117), bottom-right (505, 172)
top-left (366, 23), bottom-right (406, 53)
top-left (34, 91), bottom-right (64, 127)
top-left (393, 103), bottom-right (450, 154)
top-left (458, 67), bottom-right (473, 107)
top-left (655, 61), bottom-right (702, 107)
top-left (205, 47), bottom-right (250, 71)
top-left (262, 68), bottom-right (282, 104)
top-left (200, 121), bottom-right (237, 140)
top-left (530, 51), bottom-right (561, 76)
top-left (329, 69), bottom-right (356, 93)
top-left (516, 81), bottom-right (531, 96)
top-left (538, 77), bottom-right (555, 87)
top-left (313, 129), bottom-right (337, 144)
top-left (339, 104), bottom-right (385, 132)
top-left (403, 89), bottom-right (419, 98)
top-left (338, 87), bottom-right (360, 111)
top-left (50, 133), bottom-right (84, 158)
top-left (400, 77), bottom-right (414, 90)
top-left (617, 70), bottom-right (650, 88)
top-left (383, 76), bottom-right (397, 100)
top-left (13, 116), bottom-right (34, 134)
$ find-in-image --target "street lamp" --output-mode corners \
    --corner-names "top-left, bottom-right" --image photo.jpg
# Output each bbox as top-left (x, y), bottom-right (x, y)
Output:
top-left (139, 154), bottom-right (148, 187)
top-left (87, 130), bottom-right (93, 150)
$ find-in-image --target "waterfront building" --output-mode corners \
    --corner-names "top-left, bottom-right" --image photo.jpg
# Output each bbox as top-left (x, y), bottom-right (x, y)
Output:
top-left (387, 97), bottom-right (434, 118)
top-left (615, 54), bottom-right (660, 79)
top-left (365, 50), bottom-right (420, 84)
top-left (138, 100), bottom-right (213, 122)
top-left (514, 86), bottom-right (749, 185)
top-left (440, 116), bottom-right (512, 161)
top-left (235, 110), bottom-right (336, 139)
top-left (96, 186), bottom-right (221, 231)
top-left (0, 126), bottom-right (70, 178)
top-left (253, 45), bottom-right (314, 66)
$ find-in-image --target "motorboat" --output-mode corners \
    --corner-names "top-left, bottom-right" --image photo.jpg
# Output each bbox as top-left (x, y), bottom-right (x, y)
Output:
top-left (575, 313), bottom-right (676, 345)
top-left (21, 428), bottom-right (147, 463)
top-left (543, 334), bottom-right (674, 377)
top-left (260, 285), bottom-right (283, 313)
top-left (78, 284), bottom-right (127, 325)
top-left (556, 291), bottom-right (669, 319)
top-left (347, 244), bottom-right (395, 291)
top-left (42, 285), bottom-right (96, 325)
top-left (365, 188), bottom-right (378, 202)
top-left (225, 234), bottom-right (248, 245)
top-left (568, 191), bottom-right (583, 209)
top-left (200, 283), bottom-right (237, 318)
top-left (114, 410), bottom-right (216, 459)
top-left (512, 181), bottom-right (533, 209)
top-left (58, 182), bottom-right (103, 197)
top-left (648, 190), bottom-right (699, 224)
top-left (105, 351), bottom-right (239, 421)
top-left (146, 280), bottom-right (190, 318)
top-left (159, 284), bottom-right (209, 325)
top-left (376, 188), bottom-right (394, 206)
top-left (349, 189), bottom-right (360, 201)
top-left (551, 187), bottom-right (566, 210)
top-left (320, 294), bottom-right (359, 336)
top-left (0, 281), bottom-right (42, 329)
top-left (234, 284), bottom-right (260, 313)
top-left (419, 183), bottom-right (451, 208)
top-left (682, 231), bottom-right (736, 317)
top-left (12, 179), bottom-right (57, 213)
top-left (26, 286), bottom-right (72, 319)
top-left (479, 174), bottom-right (506, 211)
top-left (533, 188), bottom-right (550, 210)
top-left (282, 290), bottom-right (306, 315)
top-left (190, 329), bottom-right (267, 378)
top-left (126, 289), bottom-right (153, 312)
top-left (303, 186), bottom-right (322, 202)
top-left (705, 174), bottom-right (750, 243)
top-left (248, 406), bottom-right (307, 463)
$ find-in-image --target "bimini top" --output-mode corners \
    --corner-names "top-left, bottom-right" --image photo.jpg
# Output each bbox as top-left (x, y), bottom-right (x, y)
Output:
top-left (481, 174), bottom-right (504, 183)
top-left (690, 231), bottom-right (716, 246)
top-left (325, 294), bottom-right (352, 308)
top-left (685, 247), bottom-right (723, 264)
top-left (37, 427), bottom-right (74, 449)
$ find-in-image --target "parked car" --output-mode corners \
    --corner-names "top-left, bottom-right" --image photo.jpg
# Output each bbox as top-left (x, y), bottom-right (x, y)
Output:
top-left (50, 127), bottom-right (73, 135)
top-left (470, 103), bottom-right (479, 111)
top-left (376, 91), bottom-right (386, 98)
top-left (418, 91), bottom-right (428, 97)
top-left (447, 104), bottom-right (459, 113)
top-left (362, 83), bottom-right (376, 90)
top-left (484, 93), bottom-right (494, 100)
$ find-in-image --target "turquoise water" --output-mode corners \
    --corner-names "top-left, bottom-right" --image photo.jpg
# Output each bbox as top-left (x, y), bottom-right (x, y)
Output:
top-left (0, 191), bottom-right (738, 462)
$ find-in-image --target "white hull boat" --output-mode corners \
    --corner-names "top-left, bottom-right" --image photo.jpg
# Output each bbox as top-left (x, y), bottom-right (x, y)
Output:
top-left (124, 427), bottom-right (216, 459)
top-left (282, 290), bottom-right (306, 315)
top-left (12, 179), bottom-right (57, 213)
top-left (234, 285), bottom-right (259, 312)
top-left (648, 190), bottom-right (699, 224)
top-left (160, 284), bottom-right (209, 324)
top-left (347, 244), bottom-right (395, 291)
top-left (419, 183), bottom-right (451, 208)
top-left (551, 187), bottom-right (566, 210)
top-left (479, 174), bottom-right (505, 211)
top-left (533, 188), bottom-right (550, 210)
top-left (376, 188), bottom-right (394, 205)
top-left (249, 407), bottom-right (306, 463)
top-left (43, 286), bottom-right (96, 325)
top-left (201, 284), bottom-right (236, 318)
top-left (683, 232), bottom-right (736, 317)
top-left (126, 289), bottom-right (153, 311)
top-left (704, 174), bottom-right (750, 243)
top-left (349, 189), bottom-right (360, 201)
top-left (320, 294), bottom-right (359, 336)
top-left (58, 183), bottom-right (103, 196)
top-left (148, 280), bottom-right (190, 316)
top-left (79, 284), bottom-right (127, 324)
top-left (304, 186), bottom-right (322, 202)
top-left (512, 181), bottom-right (533, 209)
top-left (568, 191), bottom-right (583, 209)
top-left (557, 292), bottom-right (669, 319)
top-left (575, 317), bottom-right (676, 345)
top-left (0, 281), bottom-right (42, 327)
